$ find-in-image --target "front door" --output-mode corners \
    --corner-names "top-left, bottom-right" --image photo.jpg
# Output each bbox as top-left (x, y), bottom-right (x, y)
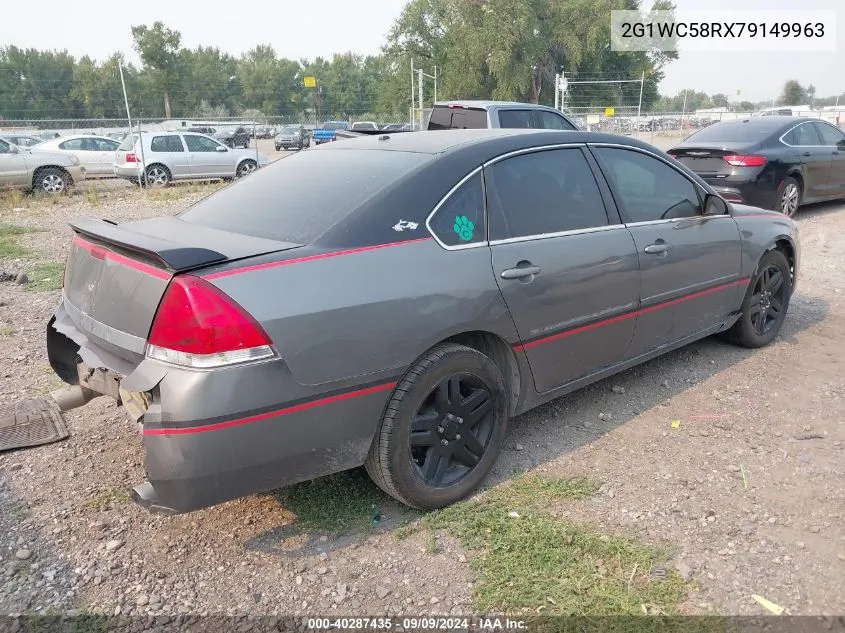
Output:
top-left (183, 134), bottom-right (233, 177)
top-left (485, 146), bottom-right (640, 393)
top-left (590, 145), bottom-right (743, 357)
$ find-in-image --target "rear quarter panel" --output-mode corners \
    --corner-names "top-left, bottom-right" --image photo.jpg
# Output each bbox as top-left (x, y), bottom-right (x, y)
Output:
top-left (205, 239), bottom-right (519, 387)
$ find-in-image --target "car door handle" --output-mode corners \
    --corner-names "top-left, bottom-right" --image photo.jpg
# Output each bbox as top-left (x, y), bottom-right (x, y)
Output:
top-left (643, 243), bottom-right (669, 254)
top-left (802, 152), bottom-right (812, 157)
top-left (501, 266), bottom-right (541, 279)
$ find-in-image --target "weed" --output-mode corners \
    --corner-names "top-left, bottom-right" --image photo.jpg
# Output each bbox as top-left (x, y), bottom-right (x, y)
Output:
top-left (26, 261), bottom-right (64, 292)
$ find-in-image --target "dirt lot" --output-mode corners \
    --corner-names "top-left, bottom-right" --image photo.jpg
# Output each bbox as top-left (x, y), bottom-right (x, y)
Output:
top-left (1, 157), bottom-right (844, 622)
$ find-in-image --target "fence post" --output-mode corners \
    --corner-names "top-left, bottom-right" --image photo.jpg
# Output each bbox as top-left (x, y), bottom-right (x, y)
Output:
top-left (136, 116), bottom-right (146, 190)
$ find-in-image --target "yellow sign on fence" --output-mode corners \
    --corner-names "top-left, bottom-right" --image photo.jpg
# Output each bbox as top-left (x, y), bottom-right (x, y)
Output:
top-left (303, 76), bottom-right (317, 88)
top-left (604, 107), bottom-right (615, 117)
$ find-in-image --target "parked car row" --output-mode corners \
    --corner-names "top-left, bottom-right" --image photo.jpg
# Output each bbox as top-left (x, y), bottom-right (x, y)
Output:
top-left (0, 129), bottom-right (269, 193)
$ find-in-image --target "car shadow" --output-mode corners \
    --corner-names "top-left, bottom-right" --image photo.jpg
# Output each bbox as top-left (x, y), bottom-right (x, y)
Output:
top-left (245, 292), bottom-right (829, 558)
top-left (795, 199), bottom-right (844, 220)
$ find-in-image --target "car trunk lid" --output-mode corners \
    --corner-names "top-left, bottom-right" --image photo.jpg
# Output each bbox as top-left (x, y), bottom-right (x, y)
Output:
top-left (63, 216), bottom-right (301, 363)
top-left (668, 142), bottom-right (762, 176)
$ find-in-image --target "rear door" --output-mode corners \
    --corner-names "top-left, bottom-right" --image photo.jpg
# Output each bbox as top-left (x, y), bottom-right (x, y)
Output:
top-left (183, 134), bottom-right (233, 177)
top-left (148, 134), bottom-right (190, 178)
top-left (812, 121), bottom-right (845, 197)
top-left (781, 121), bottom-right (830, 198)
top-left (591, 145), bottom-right (743, 356)
top-left (484, 146), bottom-right (640, 393)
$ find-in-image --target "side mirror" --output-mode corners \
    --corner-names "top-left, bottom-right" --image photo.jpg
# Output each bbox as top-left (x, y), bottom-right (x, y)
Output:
top-left (215, 145), bottom-right (228, 152)
top-left (704, 193), bottom-right (728, 215)
top-left (838, 139), bottom-right (845, 150)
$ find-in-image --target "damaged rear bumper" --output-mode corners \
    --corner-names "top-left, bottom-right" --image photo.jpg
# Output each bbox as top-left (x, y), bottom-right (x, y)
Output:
top-left (47, 299), bottom-right (393, 515)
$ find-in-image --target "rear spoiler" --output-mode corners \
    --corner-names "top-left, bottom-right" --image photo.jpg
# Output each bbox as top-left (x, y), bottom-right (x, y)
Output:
top-left (70, 219), bottom-right (227, 272)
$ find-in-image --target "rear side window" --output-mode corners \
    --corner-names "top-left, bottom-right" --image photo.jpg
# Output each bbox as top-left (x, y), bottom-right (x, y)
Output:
top-left (786, 123), bottom-right (821, 146)
top-left (179, 149), bottom-right (432, 244)
top-left (498, 110), bottom-right (534, 129)
top-left (428, 106), bottom-right (487, 130)
top-left (150, 136), bottom-right (185, 152)
top-left (428, 172), bottom-right (486, 247)
top-left (486, 149), bottom-right (608, 240)
top-left (59, 139), bottom-right (85, 150)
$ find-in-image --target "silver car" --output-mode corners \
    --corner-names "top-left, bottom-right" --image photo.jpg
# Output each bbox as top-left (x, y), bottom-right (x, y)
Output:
top-left (113, 132), bottom-right (269, 186)
top-left (34, 134), bottom-right (122, 177)
top-left (0, 138), bottom-right (86, 194)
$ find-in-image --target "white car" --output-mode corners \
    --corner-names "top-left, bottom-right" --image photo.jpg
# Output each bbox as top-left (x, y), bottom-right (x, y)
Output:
top-left (350, 121), bottom-right (380, 131)
top-left (113, 132), bottom-right (269, 186)
top-left (32, 134), bottom-right (122, 177)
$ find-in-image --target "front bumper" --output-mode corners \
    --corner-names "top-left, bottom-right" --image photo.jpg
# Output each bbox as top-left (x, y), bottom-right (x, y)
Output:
top-left (47, 300), bottom-right (394, 514)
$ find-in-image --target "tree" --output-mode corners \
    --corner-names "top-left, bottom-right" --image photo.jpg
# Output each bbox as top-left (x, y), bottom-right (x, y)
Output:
top-left (806, 84), bottom-right (816, 106)
top-left (710, 93), bottom-right (728, 108)
top-left (778, 80), bottom-right (807, 106)
top-left (131, 22), bottom-right (183, 118)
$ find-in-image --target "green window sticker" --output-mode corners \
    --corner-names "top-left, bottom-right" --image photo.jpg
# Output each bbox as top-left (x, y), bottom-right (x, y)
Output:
top-left (453, 215), bottom-right (475, 241)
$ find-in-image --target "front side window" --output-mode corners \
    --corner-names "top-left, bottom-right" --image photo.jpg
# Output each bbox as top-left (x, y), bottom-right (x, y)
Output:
top-left (593, 147), bottom-right (702, 223)
top-left (486, 148), bottom-right (609, 240)
top-left (184, 135), bottom-right (223, 152)
top-left (535, 111), bottom-right (576, 130)
top-left (0, 140), bottom-right (10, 153)
top-left (428, 172), bottom-right (486, 247)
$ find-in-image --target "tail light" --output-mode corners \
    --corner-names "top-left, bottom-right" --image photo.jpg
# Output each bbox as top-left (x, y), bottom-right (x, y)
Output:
top-left (146, 275), bottom-right (275, 369)
top-left (125, 153), bottom-right (137, 163)
top-left (723, 154), bottom-right (767, 167)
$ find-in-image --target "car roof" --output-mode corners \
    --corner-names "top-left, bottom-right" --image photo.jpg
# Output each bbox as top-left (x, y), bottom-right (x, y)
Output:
top-left (433, 100), bottom-right (559, 110)
top-left (319, 128), bottom-right (650, 156)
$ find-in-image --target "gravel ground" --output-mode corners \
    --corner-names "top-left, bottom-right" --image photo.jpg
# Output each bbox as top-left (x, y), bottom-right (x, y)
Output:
top-left (1, 161), bottom-right (843, 619)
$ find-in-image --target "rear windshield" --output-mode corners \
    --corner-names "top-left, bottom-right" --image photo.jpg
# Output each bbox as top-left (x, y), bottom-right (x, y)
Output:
top-left (685, 120), bottom-right (783, 143)
top-left (322, 121), bottom-right (348, 130)
top-left (178, 149), bottom-right (432, 244)
top-left (118, 135), bottom-right (137, 151)
top-left (428, 106), bottom-right (487, 130)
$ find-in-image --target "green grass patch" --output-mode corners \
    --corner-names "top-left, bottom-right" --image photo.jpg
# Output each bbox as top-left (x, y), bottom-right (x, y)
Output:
top-left (26, 261), bottom-right (64, 292)
top-left (425, 474), bottom-right (687, 618)
top-left (274, 469), bottom-right (400, 535)
top-left (0, 222), bottom-right (41, 258)
top-left (86, 488), bottom-right (130, 510)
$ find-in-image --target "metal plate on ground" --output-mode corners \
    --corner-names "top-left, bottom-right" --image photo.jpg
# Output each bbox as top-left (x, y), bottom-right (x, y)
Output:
top-left (0, 398), bottom-right (69, 452)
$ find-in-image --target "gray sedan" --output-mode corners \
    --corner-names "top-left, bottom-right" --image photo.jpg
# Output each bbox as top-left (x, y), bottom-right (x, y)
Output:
top-left (46, 129), bottom-right (798, 515)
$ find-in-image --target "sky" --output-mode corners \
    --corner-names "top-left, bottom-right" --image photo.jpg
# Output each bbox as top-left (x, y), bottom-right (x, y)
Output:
top-left (0, 0), bottom-right (842, 103)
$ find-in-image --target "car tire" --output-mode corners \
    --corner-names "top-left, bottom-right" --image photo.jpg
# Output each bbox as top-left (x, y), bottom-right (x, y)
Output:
top-left (33, 167), bottom-right (70, 195)
top-left (236, 160), bottom-right (257, 178)
top-left (365, 343), bottom-right (509, 510)
top-left (274, 145), bottom-right (280, 151)
top-left (725, 249), bottom-right (792, 349)
top-left (144, 165), bottom-right (171, 188)
top-left (776, 176), bottom-right (801, 217)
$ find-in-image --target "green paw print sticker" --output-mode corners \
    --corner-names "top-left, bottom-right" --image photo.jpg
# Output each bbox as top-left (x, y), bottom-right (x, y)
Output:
top-left (453, 215), bottom-right (475, 241)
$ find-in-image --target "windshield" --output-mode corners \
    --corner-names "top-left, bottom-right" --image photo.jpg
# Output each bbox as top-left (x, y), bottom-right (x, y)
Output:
top-left (322, 121), bottom-right (349, 130)
top-left (279, 127), bottom-right (300, 134)
top-left (178, 149), bottom-right (432, 244)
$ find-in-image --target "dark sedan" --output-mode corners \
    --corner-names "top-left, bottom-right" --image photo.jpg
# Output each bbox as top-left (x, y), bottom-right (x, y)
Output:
top-left (46, 129), bottom-right (798, 515)
top-left (669, 116), bottom-right (845, 216)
